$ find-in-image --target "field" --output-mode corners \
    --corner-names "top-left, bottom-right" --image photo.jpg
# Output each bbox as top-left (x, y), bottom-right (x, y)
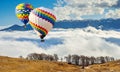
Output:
top-left (0, 56), bottom-right (120, 72)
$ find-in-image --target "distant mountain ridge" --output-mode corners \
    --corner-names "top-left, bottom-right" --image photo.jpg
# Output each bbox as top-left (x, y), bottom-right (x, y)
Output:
top-left (54, 18), bottom-right (120, 29)
top-left (0, 24), bottom-right (32, 31)
top-left (0, 18), bottom-right (120, 31)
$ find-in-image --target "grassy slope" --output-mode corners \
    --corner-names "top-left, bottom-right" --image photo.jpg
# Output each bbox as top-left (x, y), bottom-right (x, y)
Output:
top-left (86, 60), bottom-right (120, 72)
top-left (0, 56), bottom-right (81, 72)
top-left (0, 56), bottom-right (120, 72)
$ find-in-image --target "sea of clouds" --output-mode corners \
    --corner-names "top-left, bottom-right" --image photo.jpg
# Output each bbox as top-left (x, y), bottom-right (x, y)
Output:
top-left (0, 26), bottom-right (120, 59)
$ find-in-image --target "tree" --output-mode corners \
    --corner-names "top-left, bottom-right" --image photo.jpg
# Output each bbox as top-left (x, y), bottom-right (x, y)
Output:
top-left (100, 56), bottom-right (105, 64)
top-left (90, 56), bottom-right (95, 65)
top-left (80, 55), bottom-right (85, 69)
top-left (53, 54), bottom-right (59, 61)
top-left (65, 55), bottom-right (72, 64)
top-left (71, 55), bottom-right (79, 65)
top-left (26, 53), bottom-right (38, 60)
top-left (19, 55), bottom-right (23, 59)
top-left (85, 56), bottom-right (89, 66)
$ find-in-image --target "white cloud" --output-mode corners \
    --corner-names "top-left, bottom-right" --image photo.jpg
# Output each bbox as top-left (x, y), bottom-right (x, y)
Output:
top-left (0, 31), bottom-right (46, 57)
top-left (0, 27), bottom-right (120, 59)
top-left (54, 0), bottom-right (65, 7)
top-left (105, 9), bottom-right (120, 19)
top-left (64, 0), bottom-right (117, 7)
top-left (53, 0), bottom-right (118, 20)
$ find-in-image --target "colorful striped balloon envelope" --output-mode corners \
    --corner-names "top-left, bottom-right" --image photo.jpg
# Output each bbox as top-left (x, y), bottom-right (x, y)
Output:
top-left (16, 3), bottom-right (34, 27)
top-left (29, 7), bottom-right (56, 41)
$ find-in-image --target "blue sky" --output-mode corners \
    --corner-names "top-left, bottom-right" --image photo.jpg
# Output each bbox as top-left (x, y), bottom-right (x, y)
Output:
top-left (0, 0), bottom-right (56, 26)
top-left (0, 0), bottom-right (120, 26)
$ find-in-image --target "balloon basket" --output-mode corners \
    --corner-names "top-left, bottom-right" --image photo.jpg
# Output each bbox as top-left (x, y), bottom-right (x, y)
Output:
top-left (23, 25), bottom-right (26, 28)
top-left (41, 39), bottom-right (45, 42)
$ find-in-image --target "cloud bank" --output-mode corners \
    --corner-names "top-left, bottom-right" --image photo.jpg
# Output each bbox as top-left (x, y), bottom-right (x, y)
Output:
top-left (0, 27), bottom-right (120, 59)
top-left (53, 0), bottom-right (120, 20)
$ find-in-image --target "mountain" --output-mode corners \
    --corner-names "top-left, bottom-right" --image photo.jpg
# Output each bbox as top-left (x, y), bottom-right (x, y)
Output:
top-left (0, 18), bottom-right (120, 31)
top-left (54, 18), bottom-right (120, 30)
top-left (0, 24), bottom-right (32, 31)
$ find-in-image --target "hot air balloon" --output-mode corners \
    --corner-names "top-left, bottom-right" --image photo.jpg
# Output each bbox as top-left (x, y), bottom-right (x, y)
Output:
top-left (16, 3), bottom-right (34, 28)
top-left (29, 7), bottom-right (56, 42)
